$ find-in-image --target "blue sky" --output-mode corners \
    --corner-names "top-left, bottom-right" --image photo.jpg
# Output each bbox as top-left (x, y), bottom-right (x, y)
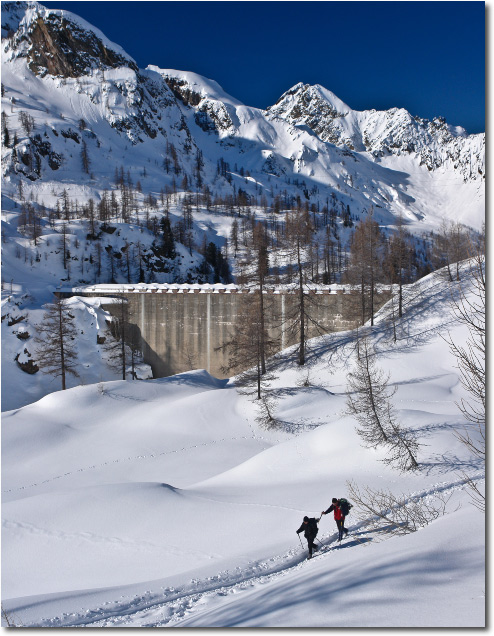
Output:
top-left (41, 1), bottom-right (485, 133)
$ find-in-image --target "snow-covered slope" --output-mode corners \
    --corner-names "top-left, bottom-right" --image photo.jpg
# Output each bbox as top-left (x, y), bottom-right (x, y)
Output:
top-left (1, 1), bottom-right (485, 236)
top-left (267, 82), bottom-right (485, 229)
top-left (268, 82), bottom-right (484, 175)
top-left (1, 263), bottom-right (485, 627)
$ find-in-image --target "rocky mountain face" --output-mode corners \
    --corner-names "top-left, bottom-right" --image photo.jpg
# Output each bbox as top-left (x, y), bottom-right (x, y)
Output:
top-left (1, 1), bottom-right (485, 234)
top-left (267, 83), bottom-right (485, 182)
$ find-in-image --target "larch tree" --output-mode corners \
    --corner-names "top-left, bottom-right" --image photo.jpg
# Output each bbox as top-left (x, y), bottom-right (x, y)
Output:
top-left (346, 211), bottom-right (386, 326)
top-left (104, 297), bottom-right (131, 380)
top-left (384, 213), bottom-right (412, 319)
top-left (283, 204), bottom-right (320, 366)
top-left (346, 337), bottom-right (391, 448)
top-left (34, 296), bottom-right (79, 390)
top-left (250, 221), bottom-right (270, 374)
top-left (446, 233), bottom-right (485, 510)
top-left (221, 292), bottom-right (279, 401)
top-left (221, 221), bottom-right (278, 400)
top-left (346, 337), bottom-right (419, 471)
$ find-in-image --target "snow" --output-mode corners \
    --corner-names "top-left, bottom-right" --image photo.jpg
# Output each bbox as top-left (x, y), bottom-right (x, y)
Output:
top-left (0, 2), bottom-right (485, 627)
top-left (149, 68), bottom-right (245, 108)
top-left (1, 265), bottom-right (485, 627)
top-left (1, 293), bottom-right (152, 411)
top-left (10, 1), bottom-right (136, 67)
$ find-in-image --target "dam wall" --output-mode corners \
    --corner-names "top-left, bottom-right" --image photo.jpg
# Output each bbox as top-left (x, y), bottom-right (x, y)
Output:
top-left (58, 284), bottom-right (391, 379)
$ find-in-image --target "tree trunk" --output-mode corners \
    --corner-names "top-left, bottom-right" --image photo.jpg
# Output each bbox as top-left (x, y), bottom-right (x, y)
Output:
top-left (58, 301), bottom-right (66, 390)
top-left (297, 239), bottom-right (305, 366)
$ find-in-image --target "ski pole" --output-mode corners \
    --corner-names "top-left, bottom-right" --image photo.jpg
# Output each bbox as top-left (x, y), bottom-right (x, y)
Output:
top-left (297, 534), bottom-right (304, 549)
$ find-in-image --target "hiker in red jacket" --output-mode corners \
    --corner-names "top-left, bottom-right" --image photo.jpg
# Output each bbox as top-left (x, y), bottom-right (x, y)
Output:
top-left (321, 498), bottom-right (348, 541)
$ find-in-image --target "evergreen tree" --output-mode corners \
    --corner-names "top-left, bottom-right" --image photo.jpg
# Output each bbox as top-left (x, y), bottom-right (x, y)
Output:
top-left (159, 216), bottom-right (176, 260)
top-left (204, 242), bottom-right (230, 283)
top-left (81, 139), bottom-right (90, 174)
top-left (2, 124), bottom-right (9, 147)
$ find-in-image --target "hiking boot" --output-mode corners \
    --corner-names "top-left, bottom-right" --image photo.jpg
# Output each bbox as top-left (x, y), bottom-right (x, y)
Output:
top-left (307, 554), bottom-right (312, 559)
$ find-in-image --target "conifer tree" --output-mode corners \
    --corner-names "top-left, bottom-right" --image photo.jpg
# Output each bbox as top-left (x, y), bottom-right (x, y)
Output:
top-left (81, 139), bottom-right (90, 174)
top-left (104, 297), bottom-right (130, 380)
top-left (346, 211), bottom-right (386, 326)
top-left (222, 292), bottom-right (279, 400)
top-left (283, 205), bottom-right (323, 366)
top-left (346, 337), bottom-right (419, 470)
top-left (385, 214), bottom-right (412, 318)
top-left (2, 110), bottom-right (10, 147)
top-left (446, 234), bottom-right (485, 509)
top-left (159, 216), bottom-right (176, 260)
top-left (34, 297), bottom-right (79, 390)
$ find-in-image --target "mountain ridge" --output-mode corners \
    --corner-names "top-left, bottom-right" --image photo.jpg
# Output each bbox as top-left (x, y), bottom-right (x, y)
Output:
top-left (1, 0), bottom-right (485, 286)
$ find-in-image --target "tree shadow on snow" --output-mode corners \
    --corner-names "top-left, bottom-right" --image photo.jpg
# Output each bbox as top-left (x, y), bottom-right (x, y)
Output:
top-left (206, 543), bottom-right (483, 627)
top-left (421, 452), bottom-right (484, 476)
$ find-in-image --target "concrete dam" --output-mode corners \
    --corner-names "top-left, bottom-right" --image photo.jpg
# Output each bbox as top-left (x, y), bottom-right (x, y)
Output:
top-left (60, 284), bottom-right (392, 379)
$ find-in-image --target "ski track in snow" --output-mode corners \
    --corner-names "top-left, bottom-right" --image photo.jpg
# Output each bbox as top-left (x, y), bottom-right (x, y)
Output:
top-left (20, 474), bottom-right (484, 628)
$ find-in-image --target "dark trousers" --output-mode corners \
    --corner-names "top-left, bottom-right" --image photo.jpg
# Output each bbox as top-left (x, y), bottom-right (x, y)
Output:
top-left (336, 518), bottom-right (347, 541)
top-left (307, 535), bottom-right (318, 556)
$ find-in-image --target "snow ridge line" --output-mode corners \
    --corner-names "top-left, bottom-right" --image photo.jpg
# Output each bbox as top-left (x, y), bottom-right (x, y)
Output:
top-left (1, 435), bottom-right (270, 494)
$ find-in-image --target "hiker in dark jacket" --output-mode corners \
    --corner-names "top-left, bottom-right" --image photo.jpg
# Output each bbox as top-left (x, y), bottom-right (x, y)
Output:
top-left (296, 516), bottom-right (319, 559)
top-left (321, 498), bottom-right (348, 541)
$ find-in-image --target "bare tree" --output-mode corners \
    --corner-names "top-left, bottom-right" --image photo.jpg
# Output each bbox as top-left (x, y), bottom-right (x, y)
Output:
top-left (104, 297), bottom-right (129, 380)
top-left (431, 220), bottom-right (471, 283)
top-left (34, 297), bottom-right (79, 390)
top-left (283, 206), bottom-right (328, 365)
top-left (221, 292), bottom-right (279, 400)
top-left (384, 213), bottom-right (412, 318)
top-left (346, 338), bottom-right (419, 470)
top-left (347, 480), bottom-right (452, 536)
top-left (2, 603), bottom-right (23, 627)
top-left (346, 211), bottom-right (386, 326)
top-left (255, 391), bottom-right (280, 429)
top-left (382, 415), bottom-right (420, 472)
top-left (346, 337), bottom-right (391, 448)
top-left (251, 221), bottom-right (270, 374)
top-left (445, 235), bottom-right (485, 510)
top-left (284, 205), bottom-right (313, 365)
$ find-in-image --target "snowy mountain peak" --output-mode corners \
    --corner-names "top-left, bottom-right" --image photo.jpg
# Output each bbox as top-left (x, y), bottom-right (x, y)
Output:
top-left (267, 79), bottom-right (485, 183)
top-left (272, 82), bottom-right (351, 118)
top-left (2, 0), bottom-right (137, 76)
top-left (1, 1), bottom-right (37, 38)
top-left (149, 68), bottom-right (245, 109)
top-left (0, 0), bottom-right (485, 239)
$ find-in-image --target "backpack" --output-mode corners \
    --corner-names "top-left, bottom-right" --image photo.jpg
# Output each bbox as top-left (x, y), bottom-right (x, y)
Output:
top-left (308, 518), bottom-right (318, 536)
top-left (339, 498), bottom-right (352, 516)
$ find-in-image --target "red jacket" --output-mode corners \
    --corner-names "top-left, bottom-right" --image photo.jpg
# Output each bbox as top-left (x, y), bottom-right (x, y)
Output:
top-left (324, 503), bottom-right (343, 520)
